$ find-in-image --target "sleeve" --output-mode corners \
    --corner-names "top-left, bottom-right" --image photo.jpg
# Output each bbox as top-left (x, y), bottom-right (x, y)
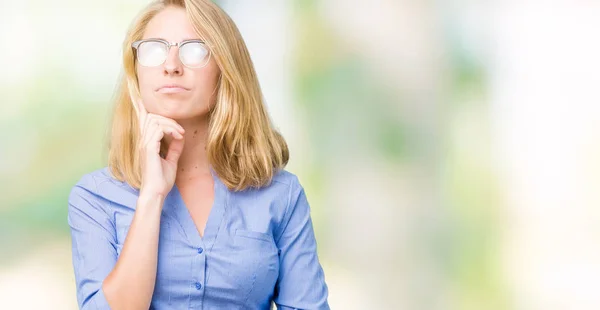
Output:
top-left (273, 177), bottom-right (330, 310)
top-left (68, 175), bottom-right (116, 309)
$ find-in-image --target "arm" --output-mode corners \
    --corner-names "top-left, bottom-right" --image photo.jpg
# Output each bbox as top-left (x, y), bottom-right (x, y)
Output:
top-left (273, 178), bottom-right (330, 310)
top-left (68, 175), bottom-right (164, 309)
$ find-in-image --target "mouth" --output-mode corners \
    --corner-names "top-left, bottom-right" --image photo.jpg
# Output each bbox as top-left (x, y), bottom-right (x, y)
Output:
top-left (156, 84), bottom-right (190, 94)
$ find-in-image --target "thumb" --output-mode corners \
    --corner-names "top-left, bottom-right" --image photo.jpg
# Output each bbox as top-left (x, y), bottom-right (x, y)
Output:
top-left (165, 136), bottom-right (185, 164)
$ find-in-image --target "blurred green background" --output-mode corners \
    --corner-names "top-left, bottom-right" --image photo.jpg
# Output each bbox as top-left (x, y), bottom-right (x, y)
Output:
top-left (2, 0), bottom-right (600, 309)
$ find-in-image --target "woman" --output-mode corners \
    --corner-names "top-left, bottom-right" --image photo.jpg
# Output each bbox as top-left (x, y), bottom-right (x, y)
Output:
top-left (67, 0), bottom-right (329, 309)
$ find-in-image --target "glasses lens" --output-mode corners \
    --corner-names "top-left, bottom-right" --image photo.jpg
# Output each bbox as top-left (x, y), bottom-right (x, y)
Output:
top-left (180, 42), bottom-right (210, 68)
top-left (137, 41), bottom-right (167, 67)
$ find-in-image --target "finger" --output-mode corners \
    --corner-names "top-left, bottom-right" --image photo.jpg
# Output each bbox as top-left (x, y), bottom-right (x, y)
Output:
top-left (137, 99), bottom-right (148, 119)
top-left (144, 111), bottom-right (156, 131)
top-left (146, 114), bottom-right (185, 134)
top-left (142, 114), bottom-right (165, 141)
top-left (145, 115), bottom-right (185, 137)
top-left (127, 80), bottom-right (139, 117)
top-left (165, 135), bottom-right (185, 164)
top-left (143, 123), bottom-right (165, 154)
top-left (148, 113), bottom-right (185, 134)
top-left (127, 80), bottom-right (147, 131)
top-left (143, 122), bottom-right (183, 148)
top-left (163, 127), bottom-right (184, 140)
top-left (137, 100), bottom-right (148, 132)
top-left (146, 117), bottom-right (185, 139)
top-left (142, 121), bottom-right (160, 148)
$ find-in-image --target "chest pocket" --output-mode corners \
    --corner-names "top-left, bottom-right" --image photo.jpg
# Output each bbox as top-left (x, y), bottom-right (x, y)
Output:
top-left (226, 229), bottom-right (280, 302)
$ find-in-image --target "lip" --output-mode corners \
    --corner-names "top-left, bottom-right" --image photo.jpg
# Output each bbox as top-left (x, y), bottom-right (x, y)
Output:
top-left (156, 84), bottom-right (190, 94)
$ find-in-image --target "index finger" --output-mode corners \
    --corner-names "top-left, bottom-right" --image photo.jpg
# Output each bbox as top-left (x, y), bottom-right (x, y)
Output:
top-left (127, 80), bottom-right (147, 131)
top-left (136, 98), bottom-right (148, 128)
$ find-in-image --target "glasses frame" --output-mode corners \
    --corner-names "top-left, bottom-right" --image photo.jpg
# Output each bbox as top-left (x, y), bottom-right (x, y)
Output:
top-left (131, 38), bottom-right (212, 68)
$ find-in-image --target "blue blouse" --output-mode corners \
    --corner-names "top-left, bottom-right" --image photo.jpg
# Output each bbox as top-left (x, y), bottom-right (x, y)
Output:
top-left (68, 167), bottom-right (329, 309)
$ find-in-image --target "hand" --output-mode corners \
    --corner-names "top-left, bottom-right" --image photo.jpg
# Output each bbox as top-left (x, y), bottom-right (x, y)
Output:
top-left (133, 97), bottom-right (185, 199)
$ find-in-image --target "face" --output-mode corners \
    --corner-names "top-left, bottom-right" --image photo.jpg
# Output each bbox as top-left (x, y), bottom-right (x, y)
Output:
top-left (136, 6), bottom-right (220, 120)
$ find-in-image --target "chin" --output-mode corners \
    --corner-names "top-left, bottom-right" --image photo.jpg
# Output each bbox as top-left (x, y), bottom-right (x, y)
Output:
top-left (152, 98), bottom-right (186, 115)
top-left (158, 109), bottom-right (191, 120)
top-left (160, 105), bottom-right (210, 121)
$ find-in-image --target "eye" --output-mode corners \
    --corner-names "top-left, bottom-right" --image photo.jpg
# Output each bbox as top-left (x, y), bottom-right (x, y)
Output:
top-left (180, 42), bottom-right (210, 68)
top-left (137, 41), bottom-right (168, 66)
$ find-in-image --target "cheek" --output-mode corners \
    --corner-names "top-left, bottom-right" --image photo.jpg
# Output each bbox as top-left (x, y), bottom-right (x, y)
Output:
top-left (196, 58), bottom-right (220, 87)
top-left (136, 69), bottom-right (153, 93)
top-left (135, 69), bottom-right (161, 106)
top-left (191, 70), bottom-right (220, 101)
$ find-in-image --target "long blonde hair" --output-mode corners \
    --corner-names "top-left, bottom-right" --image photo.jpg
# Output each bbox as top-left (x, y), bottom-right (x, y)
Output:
top-left (108, 0), bottom-right (289, 191)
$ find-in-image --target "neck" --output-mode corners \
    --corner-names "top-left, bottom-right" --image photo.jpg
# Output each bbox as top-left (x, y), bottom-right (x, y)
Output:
top-left (169, 115), bottom-right (212, 183)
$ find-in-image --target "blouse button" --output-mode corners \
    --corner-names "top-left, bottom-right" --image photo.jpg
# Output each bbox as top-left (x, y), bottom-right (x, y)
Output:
top-left (195, 282), bottom-right (202, 290)
top-left (197, 247), bottom-right (204, 254)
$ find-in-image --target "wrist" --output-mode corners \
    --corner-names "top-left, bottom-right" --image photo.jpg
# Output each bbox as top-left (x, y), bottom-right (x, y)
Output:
top-left (137, 190), bottom-right (166, 207)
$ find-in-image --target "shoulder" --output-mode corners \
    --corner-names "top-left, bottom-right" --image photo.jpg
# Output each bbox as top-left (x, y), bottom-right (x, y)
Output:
top-left (227, 169), bottom-right (306, 224)
top-left (230, 168), bottom-right (303, 201)
top-left (73, 166), bottom-right (131, 189)
top-left (270, 168), bottom-right (302, 190)
top-left (69, 167), bottom-right (139, 210)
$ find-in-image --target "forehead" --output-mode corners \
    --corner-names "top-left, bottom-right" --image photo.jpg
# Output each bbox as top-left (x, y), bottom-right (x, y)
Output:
top-left (142, 6), bottom-right (201, 42)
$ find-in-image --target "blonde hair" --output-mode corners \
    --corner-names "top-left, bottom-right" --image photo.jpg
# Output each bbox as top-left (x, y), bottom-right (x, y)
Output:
top-left (108, 0), bottom-right (289, 191)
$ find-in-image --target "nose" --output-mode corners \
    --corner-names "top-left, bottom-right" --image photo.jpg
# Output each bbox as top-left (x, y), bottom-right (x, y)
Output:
top-left (162, 45), bottom-right (183, 76)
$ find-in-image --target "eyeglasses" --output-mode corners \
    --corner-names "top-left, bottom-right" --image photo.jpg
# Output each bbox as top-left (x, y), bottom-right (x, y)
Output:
top-left (132, 39), bottom-right (211, 68)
